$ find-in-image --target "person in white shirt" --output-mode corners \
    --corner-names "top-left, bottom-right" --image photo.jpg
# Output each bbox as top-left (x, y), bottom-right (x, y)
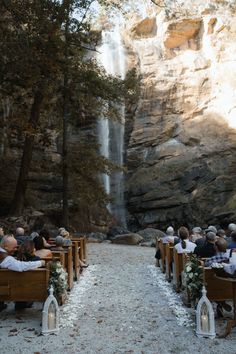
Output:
top-left (0, 235), bottom-right (45, 272)
top-left (0, 235), bottom-right (45, 312)
top-left (174, 226), bottom-right (196, 253)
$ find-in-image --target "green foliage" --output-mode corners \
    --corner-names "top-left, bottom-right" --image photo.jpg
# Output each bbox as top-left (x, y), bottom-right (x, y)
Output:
top-left (183, 254), bottom-right (203, 301)
top-left (48, 260), bottom-right (68, 300)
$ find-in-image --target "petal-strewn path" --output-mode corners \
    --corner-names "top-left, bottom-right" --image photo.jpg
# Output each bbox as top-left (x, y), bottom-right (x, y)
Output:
top-left (1, 243), bottom-right (236, 353)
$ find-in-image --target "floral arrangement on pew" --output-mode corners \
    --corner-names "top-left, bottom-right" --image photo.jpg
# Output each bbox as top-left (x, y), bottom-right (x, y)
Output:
top-left (48, 261), bottom-right (68, 305)
top-left (183, 254), bottom-right (203, 303)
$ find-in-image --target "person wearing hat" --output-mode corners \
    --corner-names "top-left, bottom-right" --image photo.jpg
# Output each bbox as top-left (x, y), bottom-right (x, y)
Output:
top-left (194, 231), bottom-right (217, 258)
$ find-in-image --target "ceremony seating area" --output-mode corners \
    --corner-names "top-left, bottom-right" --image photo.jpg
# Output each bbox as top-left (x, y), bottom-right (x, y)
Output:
top-left (156, 239), bottom-right (233, 307)
top-left (0, 235), bottom-right (87, 306)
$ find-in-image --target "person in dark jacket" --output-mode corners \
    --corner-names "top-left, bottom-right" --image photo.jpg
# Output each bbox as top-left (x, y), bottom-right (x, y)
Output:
top-left (194, 231), bottom-right (216, 258)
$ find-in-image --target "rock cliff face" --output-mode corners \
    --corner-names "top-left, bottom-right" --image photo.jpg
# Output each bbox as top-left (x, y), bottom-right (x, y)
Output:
top-left (124, 1), bottom-right (236, 230)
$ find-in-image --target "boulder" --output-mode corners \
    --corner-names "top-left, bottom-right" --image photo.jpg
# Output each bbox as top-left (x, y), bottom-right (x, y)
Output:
top-left (107, 226), bottom-right (130, 239)
top-left (111, 233), bottom-right (143, 245)
top-left (137, 228), bottom-right (165, 243)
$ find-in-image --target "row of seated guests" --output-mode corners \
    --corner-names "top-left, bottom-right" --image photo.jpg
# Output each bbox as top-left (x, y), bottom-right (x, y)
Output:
top-left (159, 224), bottom-right (235, 316)
top-left (161, 223), bottom-right (236, 260)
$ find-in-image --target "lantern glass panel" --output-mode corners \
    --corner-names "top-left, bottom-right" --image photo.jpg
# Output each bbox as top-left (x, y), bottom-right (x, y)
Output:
top-left (200, 303), bottom-right (210, 333)
top-left (48, 302), bottom-right (56, 330)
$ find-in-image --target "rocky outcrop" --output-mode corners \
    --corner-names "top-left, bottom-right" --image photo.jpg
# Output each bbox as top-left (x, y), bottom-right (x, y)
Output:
top-left (111, 233), bottom-right (143, 245)
top-left (125, 1), bottom-right (236, 230)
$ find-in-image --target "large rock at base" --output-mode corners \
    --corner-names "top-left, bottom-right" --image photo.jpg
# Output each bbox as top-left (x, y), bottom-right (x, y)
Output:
top-left (137, 228), bottom-right (165, 243)
top-left (111, 233), bottom-right (143, 245)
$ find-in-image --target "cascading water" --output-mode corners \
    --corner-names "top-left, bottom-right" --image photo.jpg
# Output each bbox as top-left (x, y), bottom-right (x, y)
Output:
top-left (97, 26), bottom-right (126, 226)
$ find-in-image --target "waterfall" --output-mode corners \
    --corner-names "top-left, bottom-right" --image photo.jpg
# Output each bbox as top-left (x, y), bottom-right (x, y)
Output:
top-left (97, 26), bottom-right (126, 226)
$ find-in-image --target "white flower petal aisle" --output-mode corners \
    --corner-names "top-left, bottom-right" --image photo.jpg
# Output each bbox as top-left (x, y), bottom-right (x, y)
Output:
top-left (60, 265), bottom-right (98, 328)
top-left (148, 265), bottom-right (193, 327)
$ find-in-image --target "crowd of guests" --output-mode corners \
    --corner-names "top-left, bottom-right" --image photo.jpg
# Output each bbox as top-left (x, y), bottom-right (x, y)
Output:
top-left (158, 223), bottom-right (236, 263)
top-left (156, 223), bottom-right (236, 316)
top-left (0, 225), bottom-right (88, 312)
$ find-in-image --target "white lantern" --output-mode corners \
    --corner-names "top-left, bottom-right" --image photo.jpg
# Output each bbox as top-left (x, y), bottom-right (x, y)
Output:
top-left (196, 286), bottom-right (215, 338)
top-left (42, 286), bottom-right (60, 335)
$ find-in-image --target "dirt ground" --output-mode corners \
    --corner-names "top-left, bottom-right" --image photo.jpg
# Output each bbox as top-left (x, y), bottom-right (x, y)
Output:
top-left (1, 243), bottom-right (236, 354)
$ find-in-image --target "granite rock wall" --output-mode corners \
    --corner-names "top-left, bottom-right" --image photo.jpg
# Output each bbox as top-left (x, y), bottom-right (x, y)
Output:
top-left (124, 1), bottom-right (236, 230)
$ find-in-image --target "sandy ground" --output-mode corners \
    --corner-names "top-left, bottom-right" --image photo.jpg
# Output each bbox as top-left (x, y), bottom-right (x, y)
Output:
top-left (1, 243), bottom-right (236, 354)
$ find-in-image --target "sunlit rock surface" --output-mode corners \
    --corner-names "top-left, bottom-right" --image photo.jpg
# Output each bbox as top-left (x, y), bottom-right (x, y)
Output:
top-left (125, 0), bottom-right (236, 230)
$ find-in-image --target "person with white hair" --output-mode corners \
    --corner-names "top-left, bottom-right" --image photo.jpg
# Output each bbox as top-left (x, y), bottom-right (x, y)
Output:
top-left (162, 226), bottom-right (179, 244)
top-left (15, 227), bottom-right (29, 245)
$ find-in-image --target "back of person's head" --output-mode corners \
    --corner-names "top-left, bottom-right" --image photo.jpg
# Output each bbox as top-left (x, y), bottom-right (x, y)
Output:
top-left (231, 231), bottom-right (236, 242)
top-left (17, 240), bottom-right (35, 261)
top-left (39, 229), bottom-right (50, 241)
top-left (205, 225), bottom-right (217, 234)
top-left (55, 236), bottom-right (65, 247)
top-left (178, 226), bottom-right (189, 249)
top-left (33, 235), bottom-right (44, 251)
top-left (58, 227), bottom-right (66, 234)
top-left (228, 223), bottom-right (236, 232)
top-left (206, 232), bottom-right (216, 243)
top-left (215, 238), bottom-right (227, 253)
top-left (216, 229), bottom-right (226, 238)
top-left (166, 226), bottom-right (174, 236)
top-left (30, 231), bottom-right (39, 240)
top-left (60, 229), bottom-right (70, 239)
top-left (16, 227), bottom-right (24, 236)
top-left (192, 226), bottom-right (202, 234)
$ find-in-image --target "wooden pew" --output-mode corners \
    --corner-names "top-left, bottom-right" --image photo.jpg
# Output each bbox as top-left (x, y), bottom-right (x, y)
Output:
top-left (203, 267), bottom-right (233, 301)
top-left (172, 249), bottom-right (184, 292)
top-left (159, 240), bottom-right (167, 273)
top-left (155, 238), bottom-right (161, 267)
top-left (72, 237), bottom-right (87, 263)
top-left (165, 243), bottom-right (173, 281)
top-left (0, 268), bottom-right (49, 302)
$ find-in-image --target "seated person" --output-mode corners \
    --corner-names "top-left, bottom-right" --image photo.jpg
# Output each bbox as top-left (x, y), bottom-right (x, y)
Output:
top-left (189, 226), bottom-right (203, 243)
top-left (60, 229), bottom-right (72, 246)
top-left (204, 238), bottom-right (231, 316)
top-left (0, 235), bottom-right (45, 312)
top-left (174, 226), bottom-right (196, 253)
top-left (52, 236), bottom-right (88, 270)
top-left (216, 229), bottom-right (227, 239)
top-left (17, 240), bottom-right (41, 262)
top-left (16, 240), bottom-right (41, 310)
top-left (194, 232), bottom-right (216, 258)
top-left (0, 235), bottom-right (45, 271)
top-left (51, 236), bottom-right (65, 251)
top-left (227, 231), bottom-right (236, 249)
top-left (15, 227), bottom-right (30, 245)
top-left (33, 235), bottom-right (52, 259)
top-left (162, 226), bottom-right (179, 244)
top-left (0, 225), bottom-right (4, 242)
top-left (205, 238), bottom-right (229, 266)
top-left (39, 229), bottom-right (52, 248)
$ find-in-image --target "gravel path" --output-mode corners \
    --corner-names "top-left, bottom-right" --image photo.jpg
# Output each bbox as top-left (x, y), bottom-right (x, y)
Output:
top-left (1, 243), bottom-right (236, 353)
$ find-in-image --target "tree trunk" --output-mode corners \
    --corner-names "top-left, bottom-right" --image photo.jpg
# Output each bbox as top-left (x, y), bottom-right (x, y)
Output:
top-left (10, 89), bottom-right (44, 215)
top-left (62, 3), bottom-right (70, 229)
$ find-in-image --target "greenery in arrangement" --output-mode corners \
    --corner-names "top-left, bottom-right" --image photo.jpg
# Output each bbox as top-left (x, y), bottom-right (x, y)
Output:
top-left (183, 254), bottom-right (203, 301)
top-left (48, 261), bottom-right (68, 301)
